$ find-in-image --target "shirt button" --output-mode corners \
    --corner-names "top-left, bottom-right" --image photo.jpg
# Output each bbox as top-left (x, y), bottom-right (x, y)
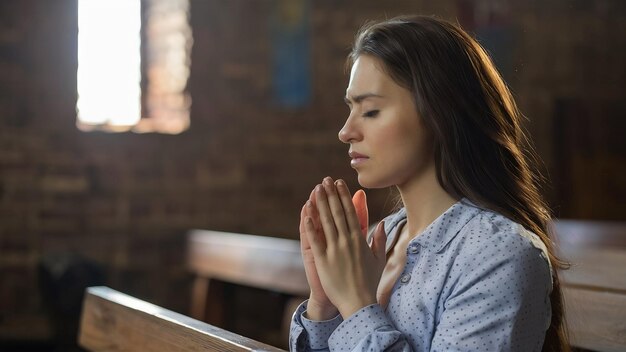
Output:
top-left (408, 246), bottom-right (419, 254)
top-left (400, 274), bottom-right (411, 284)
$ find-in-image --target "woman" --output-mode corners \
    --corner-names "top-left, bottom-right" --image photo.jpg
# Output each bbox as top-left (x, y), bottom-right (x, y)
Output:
top-left (289, 15), bottom-right (568, 351)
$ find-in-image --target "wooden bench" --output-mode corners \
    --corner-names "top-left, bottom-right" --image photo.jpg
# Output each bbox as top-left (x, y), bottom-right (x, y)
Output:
top-left (554, 219), bottom-right (626, 249)
top-left (187, 221), bottom-right (626, 352)
top-left (554, 219), bottom-right (626, 352)
top-left (187, 230), bottom-right (309, 344)
top-left (78, 286), bottom-right (286, 351)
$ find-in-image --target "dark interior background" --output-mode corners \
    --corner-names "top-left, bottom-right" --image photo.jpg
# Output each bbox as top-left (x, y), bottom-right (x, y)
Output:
top-left (0, 0), bottom-right (624, 350)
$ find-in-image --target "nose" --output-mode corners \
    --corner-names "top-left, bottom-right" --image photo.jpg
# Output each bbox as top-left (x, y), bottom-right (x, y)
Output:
top-left (338, 114), bottom-right (362, 144)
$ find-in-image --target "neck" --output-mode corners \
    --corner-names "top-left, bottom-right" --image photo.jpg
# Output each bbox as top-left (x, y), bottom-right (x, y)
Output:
top-left (396, 164), bottom-right (459, 238)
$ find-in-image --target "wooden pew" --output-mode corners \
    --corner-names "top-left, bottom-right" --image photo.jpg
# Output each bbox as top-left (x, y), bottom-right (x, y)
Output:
top-left (187, 230), bottom-right (309, 341)
top-left (187, 220), bottom-right (626, 352)
top-left (554, 219), bottom-right (626, 249)
top-left (554, 219), bottom-right (626, 352)
top-left (78, 286), bottom-right (285, 352)
top-left (563, 288), bottom-right (626, 352)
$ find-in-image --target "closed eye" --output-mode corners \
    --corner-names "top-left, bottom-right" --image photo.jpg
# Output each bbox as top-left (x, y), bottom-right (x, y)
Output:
top-left (363, 110), bottom-right (379, 118)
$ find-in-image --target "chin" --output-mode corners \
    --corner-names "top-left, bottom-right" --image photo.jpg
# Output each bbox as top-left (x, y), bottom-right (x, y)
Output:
top-left (357, 173), bottom-right (394, 189)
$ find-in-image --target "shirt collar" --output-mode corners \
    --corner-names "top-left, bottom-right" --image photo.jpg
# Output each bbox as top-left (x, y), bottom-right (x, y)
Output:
top-left (384, 198), bottom-right (483, 253)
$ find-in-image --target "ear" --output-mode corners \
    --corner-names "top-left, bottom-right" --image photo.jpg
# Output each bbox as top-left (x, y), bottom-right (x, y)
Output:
top-left (352, 189), bottom-right (368, 237)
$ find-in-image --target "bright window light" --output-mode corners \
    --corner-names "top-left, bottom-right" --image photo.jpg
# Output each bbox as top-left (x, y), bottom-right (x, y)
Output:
top-left (77, 0), bottom-right (141, 129)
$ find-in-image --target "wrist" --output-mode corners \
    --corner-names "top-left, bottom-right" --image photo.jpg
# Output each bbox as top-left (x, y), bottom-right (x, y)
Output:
top-left (306, 298), bottom-right (339, 321)
top-left (337, 295), bottom-right (377, 319)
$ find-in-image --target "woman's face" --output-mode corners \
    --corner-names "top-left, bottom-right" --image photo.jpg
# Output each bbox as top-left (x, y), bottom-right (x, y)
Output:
top-left (339, 55), bottom-right (434, 189)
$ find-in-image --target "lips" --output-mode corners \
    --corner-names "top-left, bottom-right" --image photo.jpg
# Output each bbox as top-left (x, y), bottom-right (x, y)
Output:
top-left (349, 151), bottom-right (369, 167)
top-left (349, 151), bottom-right (368, 159)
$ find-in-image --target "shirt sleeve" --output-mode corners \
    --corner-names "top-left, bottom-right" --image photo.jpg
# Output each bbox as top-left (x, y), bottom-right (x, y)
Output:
top-left (327, 304), bottom-right (413, 351)
top-left (429, 239), bottom-right (552, 351)
top-left (289, 300), bottom-right (343, 351)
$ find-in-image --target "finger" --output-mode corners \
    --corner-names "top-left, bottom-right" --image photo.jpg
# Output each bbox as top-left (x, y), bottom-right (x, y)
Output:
top-left (351, 189), bottom-right (368, 237)
top-left (304, 215), bottom-right (325, 257)
top-left (314, 183), bottom-right (339, 246)
top-left (301, 187), bottom-right (317, 236)
top-left (371, 222), bottom-right (387, 260)
top-left (300, 203), bottom-right (314, 253)
top-left (308, 188), bottom-right (316, 206)
top-left (305, 199), bottom-right (323, 237)
top-left (321, 177), bottom-right (351, 242)
top-left (299, 203), bottom-right (307, 235)
top-left (335, 180), bottom-right (362, 237)
top-left (308, 189), bottom-right (320, 227)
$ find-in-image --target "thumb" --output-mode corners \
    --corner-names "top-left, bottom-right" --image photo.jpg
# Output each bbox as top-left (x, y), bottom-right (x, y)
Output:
top-left (371, 221), bottom-right (387, 261)
top-left (352, 189), bottom-right (369, 236)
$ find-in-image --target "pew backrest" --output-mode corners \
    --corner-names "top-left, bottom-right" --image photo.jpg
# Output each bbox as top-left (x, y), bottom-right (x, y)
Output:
top-left (187, 230), bottom-right (309, 296)
top-left (78, 286), bottom-right (286, 352)
top-left (554, 219), bottom-right (626, 351)
top-left (554, 219), bottom-right (626, 249)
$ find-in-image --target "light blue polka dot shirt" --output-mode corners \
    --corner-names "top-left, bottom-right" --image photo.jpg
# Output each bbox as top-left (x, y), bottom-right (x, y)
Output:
top-left (289, 198), bottom-right (552, 351)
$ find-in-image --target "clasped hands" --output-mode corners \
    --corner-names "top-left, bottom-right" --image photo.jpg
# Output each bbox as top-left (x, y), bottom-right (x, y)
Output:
top-left (299, 176), bottom-right (387, 321)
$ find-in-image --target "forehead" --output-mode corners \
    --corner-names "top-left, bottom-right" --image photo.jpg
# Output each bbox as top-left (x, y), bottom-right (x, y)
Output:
top-left (346, 55), bottom-right (396, 97)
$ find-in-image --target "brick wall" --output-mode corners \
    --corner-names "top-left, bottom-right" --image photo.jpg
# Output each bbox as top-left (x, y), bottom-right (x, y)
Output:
top-left (0, 0), bottom-right (624, 346)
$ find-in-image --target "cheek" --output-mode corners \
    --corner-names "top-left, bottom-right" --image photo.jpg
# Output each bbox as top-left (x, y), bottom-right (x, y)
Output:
top-left (385, 120), bottom-right (433, 168)
top-left (389, 121), bottom-right (425, 153)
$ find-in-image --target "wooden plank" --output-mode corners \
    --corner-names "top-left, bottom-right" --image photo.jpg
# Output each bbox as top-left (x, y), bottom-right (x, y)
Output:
top-left (554, 219), bottom-right (626, 248)
top-left (187, 230), bottom-right (309, 296)
top-left (78, 286), bottom-right (285, 352)
top-left (560, 246), bottom-right (626, 293)
top-left (563, 287), bottom-right (626, 352)
top-left (190, 276), bottom-right (210, 320)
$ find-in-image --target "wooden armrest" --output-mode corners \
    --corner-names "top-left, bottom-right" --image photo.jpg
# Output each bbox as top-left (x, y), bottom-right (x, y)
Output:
top-left (79, 286), bottom-right (286, 352)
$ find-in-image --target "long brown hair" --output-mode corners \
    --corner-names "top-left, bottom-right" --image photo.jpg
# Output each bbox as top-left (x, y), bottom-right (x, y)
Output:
top-left (348, 15), bottom-right (569, 351)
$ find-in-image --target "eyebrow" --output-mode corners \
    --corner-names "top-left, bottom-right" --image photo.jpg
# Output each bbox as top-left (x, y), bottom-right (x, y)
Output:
top-left (344, 93), bottom-right (384, 105)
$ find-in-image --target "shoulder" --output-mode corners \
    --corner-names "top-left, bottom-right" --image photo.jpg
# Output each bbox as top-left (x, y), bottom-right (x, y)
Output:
top-left (452, 208), bottom-right (553, 284)
top-left (460, 208), bottom-right (544, 254)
